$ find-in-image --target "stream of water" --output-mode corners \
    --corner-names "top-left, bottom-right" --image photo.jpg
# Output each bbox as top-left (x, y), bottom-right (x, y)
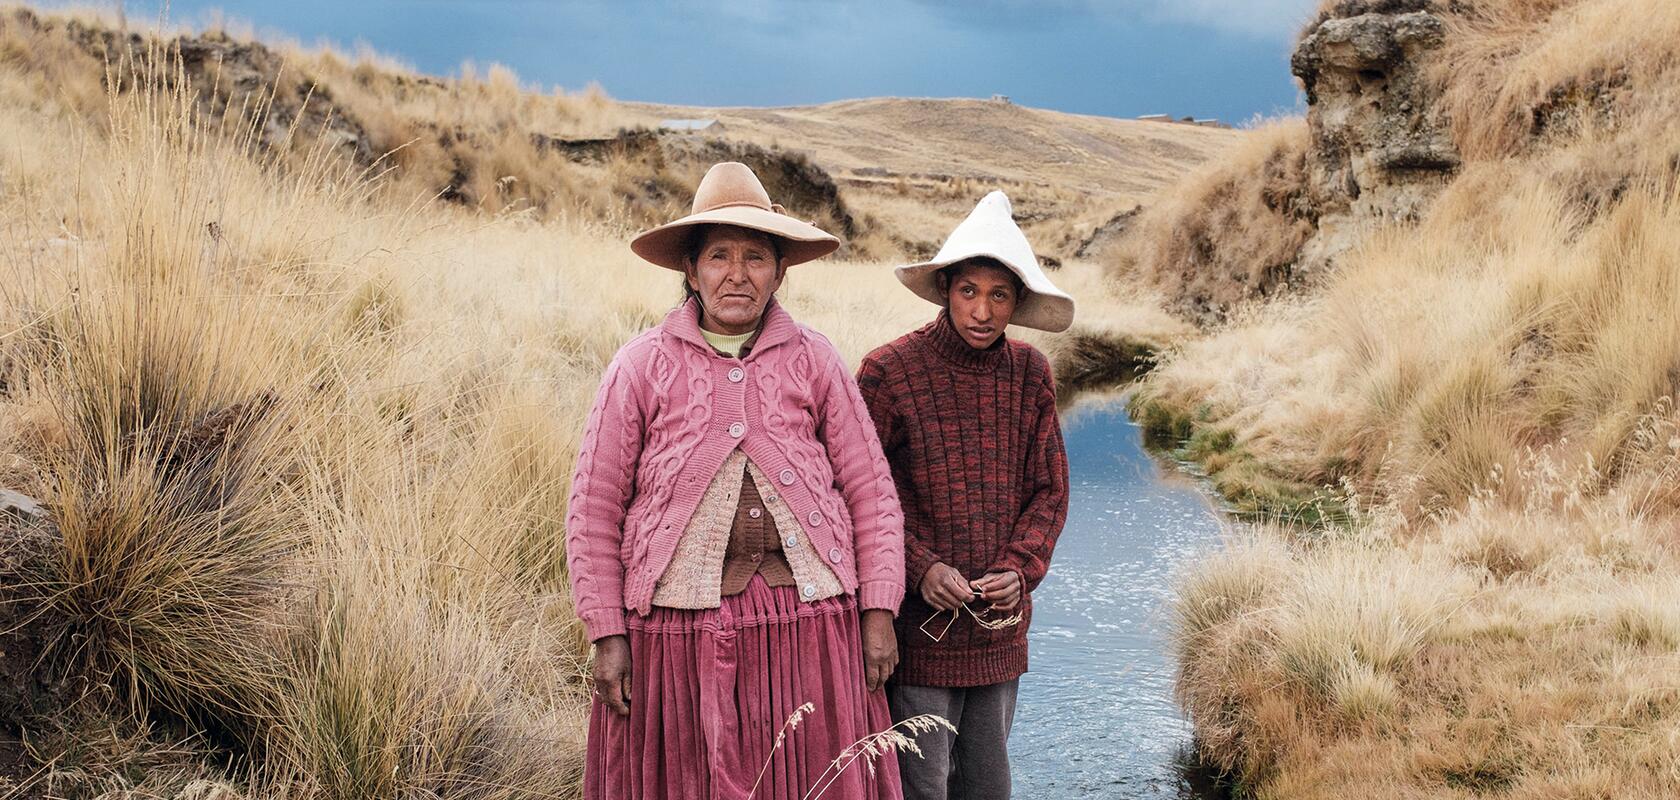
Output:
top-left (1009, 397), bottom-right (1232, 798)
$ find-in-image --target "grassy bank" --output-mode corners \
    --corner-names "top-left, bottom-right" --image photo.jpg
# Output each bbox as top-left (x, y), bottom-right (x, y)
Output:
top-left (1115, 0), bottom-right (1680, 797)
top-left (0, 18), bottom-right (1175, 798)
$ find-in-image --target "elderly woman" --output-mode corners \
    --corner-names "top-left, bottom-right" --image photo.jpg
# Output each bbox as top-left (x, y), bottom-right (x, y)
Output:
top-left (567, 162), bottom-right (906, 800)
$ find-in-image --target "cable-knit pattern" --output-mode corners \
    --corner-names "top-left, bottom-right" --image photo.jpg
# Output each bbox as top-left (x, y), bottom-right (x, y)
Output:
top-left (567, 298), bottom-right (906, 642)
top-left (810, 333), bottom-right (908, 613)
top-left (856, 311), bottom-right (1070, 687)
top-left (565, 346), bottom-right (649, 641)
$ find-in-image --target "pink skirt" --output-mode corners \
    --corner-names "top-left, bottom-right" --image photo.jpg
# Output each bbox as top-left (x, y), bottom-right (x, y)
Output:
top-left (586, 576), bottom-right (903, 800)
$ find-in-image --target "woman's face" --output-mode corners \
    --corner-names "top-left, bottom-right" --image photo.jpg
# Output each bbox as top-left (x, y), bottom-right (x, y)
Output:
top-left (685, 226), bottom-right (785, 335)
top-left (944, 260), bottom-right (1020, 350)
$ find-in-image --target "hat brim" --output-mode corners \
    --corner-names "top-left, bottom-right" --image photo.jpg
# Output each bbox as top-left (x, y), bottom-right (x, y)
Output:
top-left (895, 252), bottom-right (1076, 333)
top-left (631, 206), bottom-right (840, 271)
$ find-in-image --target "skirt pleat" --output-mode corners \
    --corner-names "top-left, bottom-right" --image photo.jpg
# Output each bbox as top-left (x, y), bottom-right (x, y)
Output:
top-left (585, 576), bottom-right (903, 800)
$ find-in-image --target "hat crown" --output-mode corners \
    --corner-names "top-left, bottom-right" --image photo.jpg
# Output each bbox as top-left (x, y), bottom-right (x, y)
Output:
top-left (628, 161), bottom-right (839, 270)
top-left (932, 190), bottom-right (1035, 269)
top-left (978, 190), bottom-right (1013, 216)
top-left (692, 162), bottom-right (772, 214)
top-left (891, 189), bottom-right (1077, 332)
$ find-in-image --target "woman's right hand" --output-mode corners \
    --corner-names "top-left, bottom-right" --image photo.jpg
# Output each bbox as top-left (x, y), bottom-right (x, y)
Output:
top-left (919, 562), bottom-right (973, 612)
top-left (592, 635), bottom-right (632, 716)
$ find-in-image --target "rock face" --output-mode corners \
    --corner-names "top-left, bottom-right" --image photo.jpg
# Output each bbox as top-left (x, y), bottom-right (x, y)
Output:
top-left (26, 9), bottom-right (381, 168)
top-left (1074, 205), bottom-right (1143, 262)
top-left (168, 34), bottom-right (379, 167)
top-left (1291, 5), bottom-right (1459, 273)
top-left (1115, 1), bottom-right (1467, 324)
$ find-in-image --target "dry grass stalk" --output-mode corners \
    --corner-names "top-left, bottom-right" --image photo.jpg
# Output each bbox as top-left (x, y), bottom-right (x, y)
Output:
top-left (744, 703), bottom-right (955, 800)
top-left (746, 701), bottom-right (816, 800)
top-left (803, 714), bottom-right (956, 800)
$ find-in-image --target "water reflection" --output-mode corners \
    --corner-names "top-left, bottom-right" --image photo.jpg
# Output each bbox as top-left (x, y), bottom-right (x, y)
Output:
top-left (1010, 397), bottom-right (1230, 798)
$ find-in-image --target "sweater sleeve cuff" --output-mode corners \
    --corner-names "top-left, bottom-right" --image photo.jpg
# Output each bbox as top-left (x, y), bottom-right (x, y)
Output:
top-left (905, 547), bottom-right (939, 591)
top-left (991, 553), bottom-right (1039, 591)
top-left (858, 580), bottom-right (904, 614)
top-left (580, 607), bottom-right (628, 642)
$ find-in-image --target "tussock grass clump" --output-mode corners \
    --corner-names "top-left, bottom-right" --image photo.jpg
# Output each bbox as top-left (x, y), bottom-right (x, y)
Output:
top-left (1432, 0), bottom-right (1680, 161)
top-left (0, 35), bottom-right (612, 797)
top-left (1113, 121), bottom-right (1315, 324)
top-left (1175, 460), bottom-right (1680, 798)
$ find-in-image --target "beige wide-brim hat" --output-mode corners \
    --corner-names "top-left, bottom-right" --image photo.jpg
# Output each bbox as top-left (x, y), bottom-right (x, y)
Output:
top-left (630, 162), bottom-right (840, 270)
top-left (895, 190), bottom-right (1075, 332)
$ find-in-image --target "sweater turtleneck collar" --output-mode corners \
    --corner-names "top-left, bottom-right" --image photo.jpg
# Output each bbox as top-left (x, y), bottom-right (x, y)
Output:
top-left (917, 310), bottom-right (1010, 371)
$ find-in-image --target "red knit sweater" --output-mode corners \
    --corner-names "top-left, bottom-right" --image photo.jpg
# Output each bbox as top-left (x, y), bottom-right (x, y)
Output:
top-left (857, 312), bottom-right (1070, 687)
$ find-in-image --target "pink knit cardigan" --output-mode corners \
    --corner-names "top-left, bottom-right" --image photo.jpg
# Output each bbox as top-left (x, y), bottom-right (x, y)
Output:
top-left (566, 298), bottom-right (906, 642)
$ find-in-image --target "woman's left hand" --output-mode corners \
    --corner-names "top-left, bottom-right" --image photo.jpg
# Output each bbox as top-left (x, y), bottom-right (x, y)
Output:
top-left (973, 570), bottom-right (1023, 611)
top-left (860, 609), bottom-right (898, 692)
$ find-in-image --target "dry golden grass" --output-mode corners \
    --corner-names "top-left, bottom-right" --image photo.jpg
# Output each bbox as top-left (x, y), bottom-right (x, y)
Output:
top-left (1111, 119), bottom-right (1314, 322)
top-left (0, 12), bottom-right (1166, 797)
top-left (1433, 0), bottom-right (1680, 160)
top-left (1143, 173), bottom-right (1680, 510)
top-left (1133, 0), bottom-right (1680, 796)
top-left (2, 46), bottom-right (611, 796)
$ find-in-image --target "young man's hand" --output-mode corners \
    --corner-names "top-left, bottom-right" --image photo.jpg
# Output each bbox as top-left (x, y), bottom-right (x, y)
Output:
top-left (591, 635), bottom-right (633, 716)
top-left (972, 570), bottom-right (1022, 611)
top-left (919, 562), bottom-right (973, 612)
top-left (861, 609), bottom-right (898, 691)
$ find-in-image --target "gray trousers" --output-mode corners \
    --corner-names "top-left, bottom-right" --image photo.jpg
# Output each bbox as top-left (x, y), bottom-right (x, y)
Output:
top-left (888, 680), bottom-right (1019, 800)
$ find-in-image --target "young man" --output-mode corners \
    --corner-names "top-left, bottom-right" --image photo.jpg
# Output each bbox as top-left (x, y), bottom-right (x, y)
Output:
top-left (856, 191), bottom-right (1072, 800)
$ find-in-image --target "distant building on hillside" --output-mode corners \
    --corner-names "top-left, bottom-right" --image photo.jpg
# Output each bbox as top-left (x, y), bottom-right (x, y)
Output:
top-left (1137, 113), bottom-right (1231, 129)
top-left (660, 119), bottom-right (723, 133)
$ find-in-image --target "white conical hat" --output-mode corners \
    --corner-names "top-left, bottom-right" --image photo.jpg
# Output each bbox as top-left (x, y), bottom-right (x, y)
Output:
top-left (894, 191), bottom-right (1075, 332)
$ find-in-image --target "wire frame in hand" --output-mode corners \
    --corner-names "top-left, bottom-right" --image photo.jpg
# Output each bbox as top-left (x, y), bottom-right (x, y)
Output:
top-left (918, 601), bottom-right (1025, 642)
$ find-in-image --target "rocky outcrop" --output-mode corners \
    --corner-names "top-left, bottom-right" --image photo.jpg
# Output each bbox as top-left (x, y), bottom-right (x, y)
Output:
top-left (1114, 2), bottom-right (1466, 324)
top-left (1291, 4), bottom-right (1459, 274)
top-left (15, 8), bottom-right (381, 168)
top-left (1074, 205), bottom-right (1142, 262)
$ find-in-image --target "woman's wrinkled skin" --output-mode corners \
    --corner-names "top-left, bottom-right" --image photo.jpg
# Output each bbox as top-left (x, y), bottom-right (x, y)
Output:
top-left (684, 225), bottom-right (785, 335)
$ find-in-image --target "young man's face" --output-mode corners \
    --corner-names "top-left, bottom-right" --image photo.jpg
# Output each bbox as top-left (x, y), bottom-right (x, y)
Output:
top-left (944, 260), bottom-right (1020, 350)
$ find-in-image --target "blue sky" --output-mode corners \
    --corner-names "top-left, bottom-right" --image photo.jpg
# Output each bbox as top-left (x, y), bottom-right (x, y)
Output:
top-left (111, 0), bottom-right (1318, 124)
